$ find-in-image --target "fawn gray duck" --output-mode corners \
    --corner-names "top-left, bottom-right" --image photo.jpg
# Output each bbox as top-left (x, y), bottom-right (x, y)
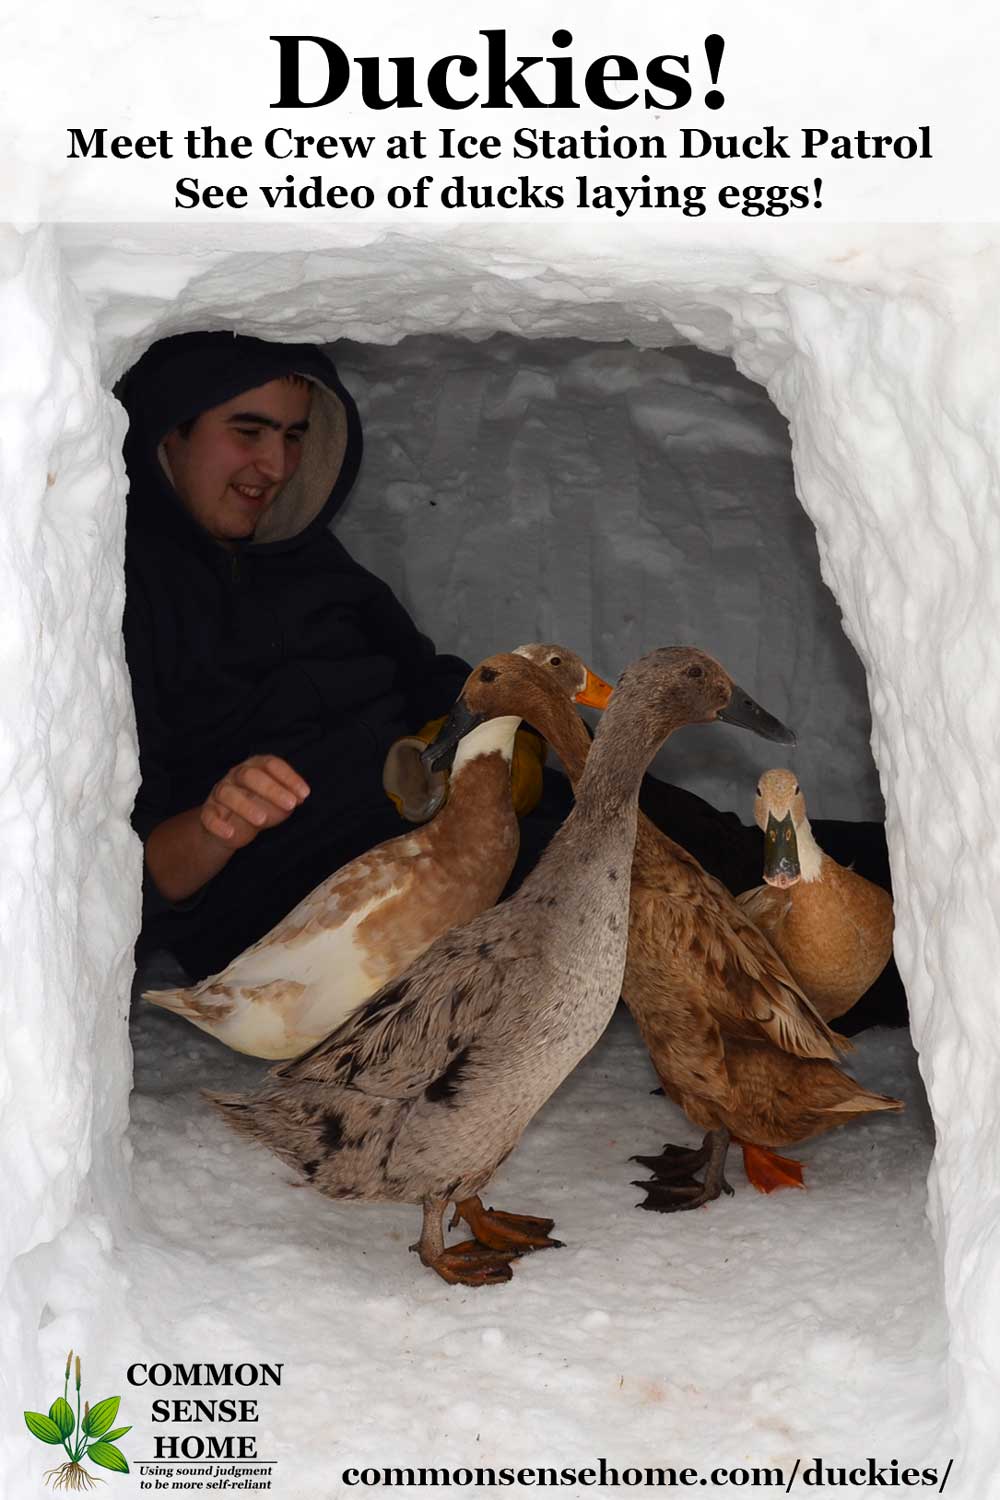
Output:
top-left (209, 646), bottom-right (792, 1285)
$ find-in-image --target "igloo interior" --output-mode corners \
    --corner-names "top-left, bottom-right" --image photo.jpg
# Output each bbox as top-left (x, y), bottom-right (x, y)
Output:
top-left (3, 218), bottom-right (999, 1497)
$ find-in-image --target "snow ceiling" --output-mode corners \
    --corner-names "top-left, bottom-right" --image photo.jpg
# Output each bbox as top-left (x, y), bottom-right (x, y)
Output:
top-left (4, 0), bottom-right (1000, 1495)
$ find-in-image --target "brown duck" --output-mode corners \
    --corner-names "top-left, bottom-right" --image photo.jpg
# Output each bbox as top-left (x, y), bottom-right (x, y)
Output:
top-left (737, 769), bottom-right (895, 1022)
top-left (209, 647), bottom-right (790, 1285)
top-left (517, 645), bottom-right (902, 1204)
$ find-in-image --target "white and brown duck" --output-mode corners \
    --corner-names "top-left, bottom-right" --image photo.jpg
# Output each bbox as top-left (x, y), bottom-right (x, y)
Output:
top-left (209, 647), bottom-right (791, 1285)
top-left (143, 714), bottom-right (523, 1058)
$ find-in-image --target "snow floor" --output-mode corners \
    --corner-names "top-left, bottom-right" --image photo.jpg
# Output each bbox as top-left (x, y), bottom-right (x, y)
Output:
top-left (119, 954), bottom-right (947, 1496)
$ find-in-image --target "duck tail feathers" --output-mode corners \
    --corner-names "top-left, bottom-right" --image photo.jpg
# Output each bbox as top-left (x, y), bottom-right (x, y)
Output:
top-left (143, 985), bottom-right (193, 1016)
top-left (824, 1086), bottom-right (903, 1116)
top-left (204, 1089), bottom-right (260, 1138)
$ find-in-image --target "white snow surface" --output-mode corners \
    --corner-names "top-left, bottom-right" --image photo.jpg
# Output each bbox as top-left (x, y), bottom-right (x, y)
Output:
top-left (0, 227), bottom-right (139, 1490)
top-left (121, 967), bottom-right (944, 1497)
top-left (4, 218), bottom-right (1000, 1497)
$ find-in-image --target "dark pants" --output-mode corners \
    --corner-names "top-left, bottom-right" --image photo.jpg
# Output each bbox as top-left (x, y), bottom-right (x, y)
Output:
top-left (138, 768), bottom-right (906, 1032)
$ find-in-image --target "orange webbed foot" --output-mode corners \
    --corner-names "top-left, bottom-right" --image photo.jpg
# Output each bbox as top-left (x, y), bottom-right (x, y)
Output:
top-left (455, 1196), bottom-right (563, 1253)
top-left (738, 1140), bottom-right (806, 1193)
top-left (428, 1239), bottom-right (518, 1286)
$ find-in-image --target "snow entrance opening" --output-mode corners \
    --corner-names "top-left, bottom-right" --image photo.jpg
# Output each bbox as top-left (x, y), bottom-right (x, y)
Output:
top-left (9, 223), bottom-right (998, 1496)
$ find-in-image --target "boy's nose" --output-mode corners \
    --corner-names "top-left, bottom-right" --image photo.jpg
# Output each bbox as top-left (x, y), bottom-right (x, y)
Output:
top-left (253, 435), bottom-right (286, 482)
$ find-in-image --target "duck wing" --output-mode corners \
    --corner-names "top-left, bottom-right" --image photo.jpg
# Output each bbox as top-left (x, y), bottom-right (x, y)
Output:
top-left (271, 921), bottom-right (529, 1102)
top-left (734, 882), bottom-right (791, 938)
top-left (713, 906), bottom-right (848, 1060)
top-left (631, 822), bottom-right (846, 1062)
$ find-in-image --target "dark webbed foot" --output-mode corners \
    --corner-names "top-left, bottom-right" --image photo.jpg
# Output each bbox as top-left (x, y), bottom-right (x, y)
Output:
top-left (630, 1141), bottom-right (715, 1183)
top-left (631, 1128), bottom-right (733, 1213)
top-left (455, 1195), bottom-right (564, 1253)
top-left (632, 1176), bottom-right (735, 1212)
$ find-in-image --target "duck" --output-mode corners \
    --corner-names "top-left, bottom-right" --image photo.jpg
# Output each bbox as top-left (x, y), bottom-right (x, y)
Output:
top-left (143, 714), bottom-right (523, 1058)
top-left (208, 646), bottom-right (791, 1285)
top-left (736, 769), bottom-right (896, 1022)
top-left (516, 645), bottom-right (902, 1204)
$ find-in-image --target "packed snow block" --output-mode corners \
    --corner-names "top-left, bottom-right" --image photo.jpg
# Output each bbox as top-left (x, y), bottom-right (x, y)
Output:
top-left (0, 227), bottom-right (139, 1481)
top-left (334, 334), bottom-right (880, 823)
top-left (766, 266), bottom-right (1000, 1493)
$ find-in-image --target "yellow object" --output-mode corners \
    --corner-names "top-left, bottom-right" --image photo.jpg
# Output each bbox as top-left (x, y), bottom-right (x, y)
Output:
top-left (510, 725), bottom-right (546, 817)
top-left (385, 716), bottom-right (545, 821)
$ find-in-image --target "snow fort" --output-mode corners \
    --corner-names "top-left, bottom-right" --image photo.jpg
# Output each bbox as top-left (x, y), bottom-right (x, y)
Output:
top-left (3, 221), bottom-right (996, 1497)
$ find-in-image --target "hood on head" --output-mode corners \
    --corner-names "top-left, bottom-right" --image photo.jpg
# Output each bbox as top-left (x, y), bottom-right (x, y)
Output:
top-left (118, 331), bottom-right (363, 550)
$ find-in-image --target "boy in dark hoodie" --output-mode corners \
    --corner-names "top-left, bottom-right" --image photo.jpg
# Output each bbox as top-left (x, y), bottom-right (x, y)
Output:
top-left (121, 331), bottom-right (490, 980)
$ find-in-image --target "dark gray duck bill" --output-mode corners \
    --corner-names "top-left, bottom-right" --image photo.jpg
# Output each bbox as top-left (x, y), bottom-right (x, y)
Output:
top-left (420, 698), bottom-right (487, 774)
top-left (718, 684), bottom-right (796, 745)
top-left (763, 811), bottom-right (800, 882)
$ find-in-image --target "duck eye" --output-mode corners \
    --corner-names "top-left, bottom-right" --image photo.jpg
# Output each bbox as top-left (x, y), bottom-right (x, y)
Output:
top-left (478, 666), bottom-right (499, 683)
top-left (685, 665), bottom-right (704, 679)
top-left (549, 655), bottom-right (562, 666)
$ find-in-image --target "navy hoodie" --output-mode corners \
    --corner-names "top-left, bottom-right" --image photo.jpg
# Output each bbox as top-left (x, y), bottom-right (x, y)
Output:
top-left (121, 331), bottom-right (470, 976)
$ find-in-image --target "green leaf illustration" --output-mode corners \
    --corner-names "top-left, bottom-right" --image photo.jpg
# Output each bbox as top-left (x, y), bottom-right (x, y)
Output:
top-left (48, 1397), bottom-right (76, 1438)
top-left (82, 1396), bottom-right (120, 1438)
top-left (24, 1411), bottom-right (64, 1444)
top-left (87, 1441), bottom-right (130, 1474)
top-left (102, 1426), bottom-right (132, 1442)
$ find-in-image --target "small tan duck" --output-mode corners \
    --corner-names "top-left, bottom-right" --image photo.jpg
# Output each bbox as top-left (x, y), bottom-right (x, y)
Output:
top-left (144, 715), bottom-right (522, 1058)
top-left (210, 647), bottom-right (790, 1285)
top-left (737, 769), bottom-right (895, 1022)
top-left (518, 646), bottom-right (902, 1203)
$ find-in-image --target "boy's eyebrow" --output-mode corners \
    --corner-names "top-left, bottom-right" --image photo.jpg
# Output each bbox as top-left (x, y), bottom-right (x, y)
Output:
top-left (226, 410), bottom-right (311, 432)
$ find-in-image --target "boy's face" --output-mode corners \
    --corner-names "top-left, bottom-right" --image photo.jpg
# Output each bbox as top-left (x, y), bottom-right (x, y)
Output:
top-left (163, 378), bottom-right (312, 543)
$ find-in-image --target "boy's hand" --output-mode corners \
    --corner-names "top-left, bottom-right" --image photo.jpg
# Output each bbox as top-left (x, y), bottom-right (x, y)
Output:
top-left (201, 755), bottom-right (310, 847)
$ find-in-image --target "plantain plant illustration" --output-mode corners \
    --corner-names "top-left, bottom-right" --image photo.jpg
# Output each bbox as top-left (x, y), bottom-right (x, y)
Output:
top-left (24, 1351), bottom-right (130, 1490)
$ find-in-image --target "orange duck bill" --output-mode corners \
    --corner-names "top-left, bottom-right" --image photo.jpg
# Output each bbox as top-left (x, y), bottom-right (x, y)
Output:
top-left (574, 667), bottom-right (614, 710)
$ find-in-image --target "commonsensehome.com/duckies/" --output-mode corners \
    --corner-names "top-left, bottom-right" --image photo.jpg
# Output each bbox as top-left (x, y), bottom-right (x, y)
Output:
top-left (337, 1456), bottom-right (955, 1489)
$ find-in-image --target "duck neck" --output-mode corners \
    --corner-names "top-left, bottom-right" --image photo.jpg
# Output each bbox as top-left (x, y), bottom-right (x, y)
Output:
top-left (525, 696), bottom-right (592, 787)
top-left (414, 716), bottom-right (520, 861)
top-left (794, 815), bottom-right (824, 882)
top-left (573, 689), bottom-right (681, 816)
top-left (450, 715), bottom-right (520, 778)
top-left (417, 716), bottom-right (520, 853)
